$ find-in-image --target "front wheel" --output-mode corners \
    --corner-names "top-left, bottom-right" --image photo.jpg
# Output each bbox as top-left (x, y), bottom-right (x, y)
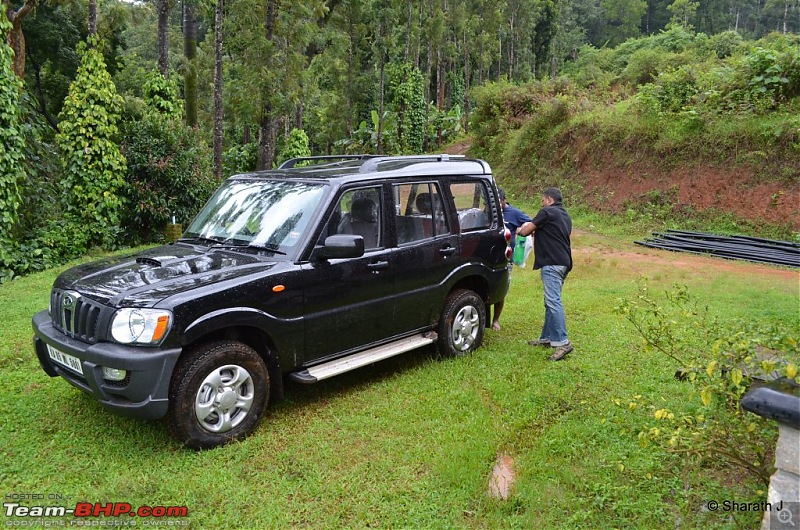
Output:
top-left (437, 289), bottom-right (486, 357)
top-left (167, 340), bottom-right (269, 449)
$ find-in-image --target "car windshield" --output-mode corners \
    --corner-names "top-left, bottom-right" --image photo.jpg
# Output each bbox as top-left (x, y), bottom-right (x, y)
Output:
top-left (184, 179), bottom-right (326, 255)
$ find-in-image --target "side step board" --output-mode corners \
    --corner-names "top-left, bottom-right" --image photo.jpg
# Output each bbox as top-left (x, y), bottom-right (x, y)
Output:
top-left (289, 332), bottom-right (437, 384)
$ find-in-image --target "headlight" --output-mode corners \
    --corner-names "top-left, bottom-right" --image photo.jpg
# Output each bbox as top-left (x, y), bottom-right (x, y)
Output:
top-left (110, 308), bottom-right (172, 345)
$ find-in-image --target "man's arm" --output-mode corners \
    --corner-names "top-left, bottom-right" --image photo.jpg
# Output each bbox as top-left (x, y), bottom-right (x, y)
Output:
top-left (518, 221), bottom-right (535, 237)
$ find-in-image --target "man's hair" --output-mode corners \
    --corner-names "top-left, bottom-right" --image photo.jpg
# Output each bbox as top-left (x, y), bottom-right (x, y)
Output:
top-left (543, 187), bottom-right (562, 203)
top-left (498, 187), bottom-right (506, 200)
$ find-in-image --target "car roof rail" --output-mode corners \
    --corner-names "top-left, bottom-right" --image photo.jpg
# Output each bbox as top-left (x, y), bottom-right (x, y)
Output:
top-left (358, 154), bottom-right (469, 173)
top-left (278, 154), bottom-right (380, 169)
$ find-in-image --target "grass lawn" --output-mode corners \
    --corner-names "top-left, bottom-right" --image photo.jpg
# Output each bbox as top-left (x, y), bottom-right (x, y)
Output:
top-left (1, 222), bottom-right (797, 529)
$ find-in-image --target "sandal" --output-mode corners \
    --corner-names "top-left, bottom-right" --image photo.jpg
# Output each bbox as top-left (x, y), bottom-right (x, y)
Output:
top-left (549, 342), bottom-right (573, 361)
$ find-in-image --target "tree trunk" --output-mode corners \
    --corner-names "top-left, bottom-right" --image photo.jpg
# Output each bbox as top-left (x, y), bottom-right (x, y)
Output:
top-left (404, 0), bottom-right (411, 62)
top-left (424, 0), bottom-right (433, 152)
top-left (463, 28), bottom-right (470, 134)
top-left (88, 0), bottom-right (97, 37)
top-left (257, 0), bottom-right (278, 170)
top-left (378, 58), bottom-right (384, 155)
top-left (436, 47), bottom-right (444, 146)
top-left (497, 33), bottom-right (502, 82)
top-left (183, 0), bottom-right (198, 127)
top-left (5, 0), bottom-right (35, 79)
top-left (258, 108), bottom-right (279, 170)
top-left (783, 0), bottom-right (789, 33)
top-left (213, 0), bottom-right (223, 180)
top-left (157, 0), bottom-right (170, 78)
top-left (347, 14), bottom-right (354, 135)
top-left (508, 14), bottom-right (514, 80)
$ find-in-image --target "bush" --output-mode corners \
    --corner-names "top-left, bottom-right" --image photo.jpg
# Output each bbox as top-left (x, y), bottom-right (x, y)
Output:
top-left (276, 128), bottom-right (311, 167)
top-left (120, 114), bottom-right (216, 243)
top-left (55, 38), bottom-right (127, 249)
top-left (223, 142), bottom-right (258, 176)
top-left (621, 48), bottom-right (669, 85)
top-left (697, 30), bottom-right (745, 59)
top-left (615, 282), bottom-right (799, 485)
top-left (0, 17), bottom-right (25, 272)
top-left (142, 70), bottom-right (183, 120)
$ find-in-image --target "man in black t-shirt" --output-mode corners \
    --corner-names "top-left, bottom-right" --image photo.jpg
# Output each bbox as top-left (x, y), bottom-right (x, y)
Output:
top-left (518, 187), bottom-right (574, 361)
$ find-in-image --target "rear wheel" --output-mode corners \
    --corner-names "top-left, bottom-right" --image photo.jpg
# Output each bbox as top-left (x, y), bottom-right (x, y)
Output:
top-left (167, 340), bottom-right (269, 449)
top-left (437, 289), bottom-right (485, 357)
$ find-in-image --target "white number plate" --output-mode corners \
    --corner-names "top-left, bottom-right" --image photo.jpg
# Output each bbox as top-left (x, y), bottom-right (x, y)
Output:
top-left (47, 344), bottom-right (84, 375)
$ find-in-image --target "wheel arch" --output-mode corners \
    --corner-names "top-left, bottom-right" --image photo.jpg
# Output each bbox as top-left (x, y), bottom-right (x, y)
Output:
top-left (447, 275), bottom-right (491, 325)
top-left (181, 324), bottom-right (284, 404)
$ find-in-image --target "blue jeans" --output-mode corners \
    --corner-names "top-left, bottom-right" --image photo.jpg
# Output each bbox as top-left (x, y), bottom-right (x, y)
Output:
top-left (539, 265), bottom-right (569, 347)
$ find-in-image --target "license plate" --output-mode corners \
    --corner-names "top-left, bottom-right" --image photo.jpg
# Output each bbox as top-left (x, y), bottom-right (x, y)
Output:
top-left (47, 344), bottom-right (84, 375)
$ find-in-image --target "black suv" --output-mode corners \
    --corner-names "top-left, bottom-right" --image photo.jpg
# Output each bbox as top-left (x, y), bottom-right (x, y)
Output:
top-left (32, 155), bottom-right (511, 448)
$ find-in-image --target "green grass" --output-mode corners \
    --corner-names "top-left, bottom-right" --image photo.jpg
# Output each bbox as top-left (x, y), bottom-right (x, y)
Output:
top-left (1, 227), bottom-right (797, 529)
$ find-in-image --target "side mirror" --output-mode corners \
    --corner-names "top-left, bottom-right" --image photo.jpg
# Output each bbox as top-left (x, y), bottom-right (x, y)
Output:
top-left (321, 234), bottom-right (365, 259)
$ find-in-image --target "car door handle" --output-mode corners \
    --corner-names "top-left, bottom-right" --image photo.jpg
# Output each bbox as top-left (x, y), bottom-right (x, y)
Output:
top-left (439, 246), bottom-right (456, 257)
top-left (367, 260), bottom-right (389, 272)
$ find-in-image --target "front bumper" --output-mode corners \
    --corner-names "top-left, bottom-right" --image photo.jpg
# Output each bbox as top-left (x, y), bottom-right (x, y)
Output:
top-left (32, 310), bottom-right (181, 420)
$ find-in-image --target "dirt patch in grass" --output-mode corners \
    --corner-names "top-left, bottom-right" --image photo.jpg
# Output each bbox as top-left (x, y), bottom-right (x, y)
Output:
top-left (488, 454), bottom-right (516, 500)
top-left (578, 244), bottom-right (799, 282)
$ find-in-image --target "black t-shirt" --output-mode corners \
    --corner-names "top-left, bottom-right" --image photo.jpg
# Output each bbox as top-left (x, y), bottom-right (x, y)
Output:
top-left (531, 203), bottom-right (572, 271)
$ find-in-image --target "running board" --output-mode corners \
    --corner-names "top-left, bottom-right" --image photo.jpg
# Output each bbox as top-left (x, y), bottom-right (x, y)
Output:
top-left (289, 332), bottom-right (437, 384)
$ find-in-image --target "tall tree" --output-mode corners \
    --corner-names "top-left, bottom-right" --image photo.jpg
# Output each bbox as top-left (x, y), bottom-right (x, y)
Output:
top-left (4, 0), bottom-right (36, 78)
top-left (157, 0), bottom-right (170, 77)
top-left (23, 1), bottom-right (83, 129)
top-left (213, 0), bottom-right (223, 179)
top-left (88, 0), bottom-right (97, 36)
top-left (221, 0), bottom-right (325, 168)
top-left (183, 0), bottom-right (197, 126)
top-left (56, 37), bottom-right (127, 247)
top-left (600, 0), bottom-right (647, 45)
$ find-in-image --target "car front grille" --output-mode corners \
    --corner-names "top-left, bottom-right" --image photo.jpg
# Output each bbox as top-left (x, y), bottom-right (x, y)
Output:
top-left (51, 289), bottom-right (103, 344)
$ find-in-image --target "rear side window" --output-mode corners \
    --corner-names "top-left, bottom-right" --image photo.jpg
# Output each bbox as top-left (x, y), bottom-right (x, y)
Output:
top-left (450, 182), bottom-right (491, 231)
top-left (393, 182), bottom-right (450, 244)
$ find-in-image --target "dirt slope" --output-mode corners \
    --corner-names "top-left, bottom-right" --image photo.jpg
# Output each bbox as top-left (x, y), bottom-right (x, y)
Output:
top-left (444, 140), bottom-right (800, 232)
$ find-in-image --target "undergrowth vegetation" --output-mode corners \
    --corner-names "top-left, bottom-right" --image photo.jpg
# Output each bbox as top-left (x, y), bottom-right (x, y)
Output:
top-left (617, 281), bottom-right (798, 486)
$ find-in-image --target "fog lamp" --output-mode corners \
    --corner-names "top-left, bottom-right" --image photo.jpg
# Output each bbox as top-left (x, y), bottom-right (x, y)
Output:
top-left (102, 367), bottom-right (127, 382)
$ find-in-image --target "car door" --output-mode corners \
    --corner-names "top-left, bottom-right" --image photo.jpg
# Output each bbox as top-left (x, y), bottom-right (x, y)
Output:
top-left (389, 180), bottom-right (460, 333)
top-left (301, 185), bottom-right (397, 361)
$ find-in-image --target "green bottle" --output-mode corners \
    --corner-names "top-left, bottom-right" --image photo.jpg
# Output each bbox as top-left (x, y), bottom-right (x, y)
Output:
top-left (512, 235), bottom-right (526, 265)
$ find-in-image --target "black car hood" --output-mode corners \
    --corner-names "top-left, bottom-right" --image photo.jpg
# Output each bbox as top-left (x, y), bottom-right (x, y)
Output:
top-left (54, 244), bottom-right (279, 307)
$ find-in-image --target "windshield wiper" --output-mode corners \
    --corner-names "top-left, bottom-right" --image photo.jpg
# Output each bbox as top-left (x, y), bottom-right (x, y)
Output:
top-left (178, 236), bottom-right (227, 246)
top-left (210, 241), bottom-right (287, 255)
top-left (247, 243), bottom-right (287, 255)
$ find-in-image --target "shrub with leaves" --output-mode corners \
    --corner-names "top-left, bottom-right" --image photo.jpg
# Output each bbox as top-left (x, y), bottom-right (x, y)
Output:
top-left (0, 17), bottom-right (25, 278)
top-left (120, 113), bottom-right (216, 243)
top-left (615, 281), bottom-right (799, 485)
top-left (386, 62), bottom-right (426, 154)
top-left (276, 128), bottom-right (311, 167)
top-left (56, 37), bottom-right (127, 249)
top-left (143, 70), bottom-right (183, 120)
top-left (223, 143), bottom-right (258, 176)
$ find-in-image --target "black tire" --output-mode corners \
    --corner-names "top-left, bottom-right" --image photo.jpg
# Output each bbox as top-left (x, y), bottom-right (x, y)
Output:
top-left (167, 340), bottom-right (269, 449)
top-left (437, 289), bottom-right (486, 357)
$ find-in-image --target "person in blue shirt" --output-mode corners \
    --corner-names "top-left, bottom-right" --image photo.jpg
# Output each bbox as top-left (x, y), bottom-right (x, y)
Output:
top-left (492, 188), bottom-right (533, 331)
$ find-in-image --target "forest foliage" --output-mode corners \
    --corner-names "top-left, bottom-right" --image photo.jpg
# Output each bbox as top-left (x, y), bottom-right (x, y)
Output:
top-left (1, 0), bottom-right (799, 281)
